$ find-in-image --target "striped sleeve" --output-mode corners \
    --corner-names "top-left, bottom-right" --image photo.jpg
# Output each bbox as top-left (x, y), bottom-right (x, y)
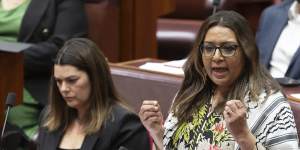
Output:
top-left (249, 92), bottom-right (299, 149)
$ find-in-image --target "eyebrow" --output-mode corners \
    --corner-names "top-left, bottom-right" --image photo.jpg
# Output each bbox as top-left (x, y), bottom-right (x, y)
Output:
top-left (203, 41), bottom-right (238, 45)
top-left (54, 75), bottom-right (78, 81)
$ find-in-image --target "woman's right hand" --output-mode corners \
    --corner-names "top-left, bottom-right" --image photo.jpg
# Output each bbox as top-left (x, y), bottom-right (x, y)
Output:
top-left (139, 100), bottom-right (164, 150)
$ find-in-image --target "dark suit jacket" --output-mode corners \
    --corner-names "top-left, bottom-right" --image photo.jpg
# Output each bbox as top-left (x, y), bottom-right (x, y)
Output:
top-left (19, 0), bottom-right (88, 105)
top-left (256, 0), bottom-right (300, 80)
top-left (37, 105), bottom-right (151, 150)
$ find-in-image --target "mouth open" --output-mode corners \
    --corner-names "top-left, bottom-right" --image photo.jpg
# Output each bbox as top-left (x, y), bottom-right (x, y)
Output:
top-left (211, 67), bottom-right (228, 79)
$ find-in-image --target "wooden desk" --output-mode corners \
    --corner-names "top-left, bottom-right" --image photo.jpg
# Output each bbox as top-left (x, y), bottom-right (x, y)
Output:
top-left (284, 86), bottom-right (300, 102)
top-left (115, 58), bottom-right (165, 67)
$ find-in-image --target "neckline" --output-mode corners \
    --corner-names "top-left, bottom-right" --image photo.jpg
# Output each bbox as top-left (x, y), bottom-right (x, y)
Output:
top-left (208, 94), bottom-right (226, 115)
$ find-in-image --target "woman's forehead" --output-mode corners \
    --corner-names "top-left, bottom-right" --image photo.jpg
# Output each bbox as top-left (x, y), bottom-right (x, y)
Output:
top-left (204, 26), bottom-right (237, 43)
top-left (54, 65), bottom-right (84, 78)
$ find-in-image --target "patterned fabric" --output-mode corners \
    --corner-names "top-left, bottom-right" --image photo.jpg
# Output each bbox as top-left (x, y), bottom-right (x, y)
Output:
top-left (163, 91), bottom-right (299, 150)
top-left (169, 102), bottom-right (233, 150)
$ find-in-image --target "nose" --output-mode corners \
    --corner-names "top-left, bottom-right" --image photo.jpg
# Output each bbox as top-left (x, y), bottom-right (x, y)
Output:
top-left (60, 82), bottom-right (70, 92)
top-left (212, 48), bottom-right (224, 61)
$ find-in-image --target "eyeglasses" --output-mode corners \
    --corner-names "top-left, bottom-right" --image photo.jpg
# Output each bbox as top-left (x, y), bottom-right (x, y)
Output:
top-left (200, 42), bottom-right (239, 57)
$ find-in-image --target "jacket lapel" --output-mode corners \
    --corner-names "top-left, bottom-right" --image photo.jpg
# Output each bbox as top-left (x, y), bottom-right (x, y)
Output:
top-left (81, 132), bottom-right (100, 150)
top-left (47, 128), bottom-right (64, 150)
top-left (286, 47), bottom-right (300, 77)
top-left (18, 0), bottom-right (50, 41)
top-left (80, 117), bottom-right (115, 150)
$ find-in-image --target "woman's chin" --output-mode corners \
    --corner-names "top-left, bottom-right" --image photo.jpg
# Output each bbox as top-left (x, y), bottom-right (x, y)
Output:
top-left (66, 102), bottom-right (78, 109)
top-left (211, 78), bottom-right (230, 87)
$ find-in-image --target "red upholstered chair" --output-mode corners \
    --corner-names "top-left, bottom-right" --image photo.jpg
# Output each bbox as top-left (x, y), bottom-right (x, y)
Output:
top-left (110, 63), bottom-right (182, 118)
top-left (288, 100), bottom-right (300, 138)
top-left (157, 0), bottom-right (276, 60)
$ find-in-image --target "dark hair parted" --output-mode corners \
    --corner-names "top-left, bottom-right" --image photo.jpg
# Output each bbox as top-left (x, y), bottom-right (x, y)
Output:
top-left (43, 38), bottom-right (127, 134)
top-left (171, 11), bottom-right (281, 123)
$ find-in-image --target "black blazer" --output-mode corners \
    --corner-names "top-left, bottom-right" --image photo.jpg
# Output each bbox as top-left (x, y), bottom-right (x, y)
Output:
top-left (37, 105), bottom-right (151, 150)
top-left (19, 0), bottom-right (88, 105)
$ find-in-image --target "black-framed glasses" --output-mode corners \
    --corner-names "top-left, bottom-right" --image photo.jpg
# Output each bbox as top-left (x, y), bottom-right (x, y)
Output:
top-left (200, 42), bottom-right (239, 57)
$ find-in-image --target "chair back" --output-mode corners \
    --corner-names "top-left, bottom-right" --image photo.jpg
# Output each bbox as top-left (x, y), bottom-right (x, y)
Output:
top-left (288, 100), bottom-right (300, 138)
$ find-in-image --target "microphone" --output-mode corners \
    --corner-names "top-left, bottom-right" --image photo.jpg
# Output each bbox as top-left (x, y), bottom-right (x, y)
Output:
top-left (212, 0), bottom-right (221, 14)
top-left (0, 92), bottom-right (16, 149)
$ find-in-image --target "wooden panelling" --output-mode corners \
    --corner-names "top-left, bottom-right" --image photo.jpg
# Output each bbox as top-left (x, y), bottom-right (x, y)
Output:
top-left (0, 52), bottom-right (23, 124)
top-left (85, 1), bottom-right (120, 62)
top-left (86, 0), bottom-right (175, 62)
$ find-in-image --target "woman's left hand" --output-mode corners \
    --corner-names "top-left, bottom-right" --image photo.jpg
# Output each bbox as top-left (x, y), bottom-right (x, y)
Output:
top-left (223, 100), bottom-right (256, 149)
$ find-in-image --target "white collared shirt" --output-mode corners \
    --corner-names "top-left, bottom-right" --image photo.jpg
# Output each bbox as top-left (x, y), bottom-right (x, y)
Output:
top-left (269, 1), bottom-right (300, 78)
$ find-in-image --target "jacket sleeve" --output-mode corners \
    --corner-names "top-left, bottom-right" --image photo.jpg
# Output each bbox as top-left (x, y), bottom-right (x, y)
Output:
top-left (114, 112), bottom-right (151, 150)
top-left (23, 0), bottom-right (88, 77)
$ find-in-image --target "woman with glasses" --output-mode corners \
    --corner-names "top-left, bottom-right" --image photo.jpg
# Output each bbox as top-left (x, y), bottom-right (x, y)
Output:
top-left (139, 11), bottom-right (299, 149)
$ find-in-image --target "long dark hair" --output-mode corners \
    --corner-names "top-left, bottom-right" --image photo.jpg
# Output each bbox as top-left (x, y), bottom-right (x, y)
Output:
top-left (43, 38), bottom-right (127, 134)
top-left (171, 11), bottom-right (280, 123)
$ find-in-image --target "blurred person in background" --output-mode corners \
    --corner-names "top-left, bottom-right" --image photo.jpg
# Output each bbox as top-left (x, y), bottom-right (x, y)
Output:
top-left (256, 0), bottom-right (300, 80)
